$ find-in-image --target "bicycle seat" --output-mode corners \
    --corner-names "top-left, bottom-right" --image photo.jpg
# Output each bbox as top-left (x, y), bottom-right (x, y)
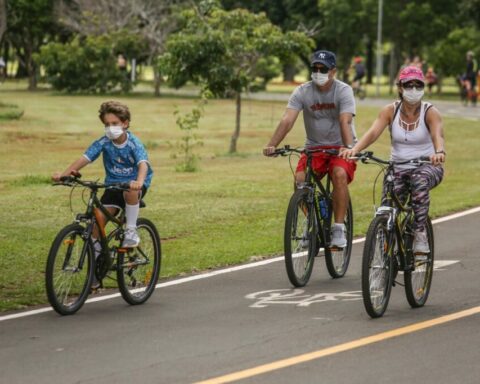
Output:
top-left (140, 200), bottom-right (146, 208)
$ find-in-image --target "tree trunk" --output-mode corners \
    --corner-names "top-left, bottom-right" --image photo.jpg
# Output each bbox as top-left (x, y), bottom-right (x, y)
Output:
top-left (25, 45), bottom-right (37, 90)
top-left (153, 68), bottom-right (161, 96)
top-left (0, 0), bottom-right (6, 43)
top-left (229, 92), bottom-right (241, 154)
top-left (282, 64), bottom-right (296, 82)
top-left (366, 39), bottom-right (374, 84)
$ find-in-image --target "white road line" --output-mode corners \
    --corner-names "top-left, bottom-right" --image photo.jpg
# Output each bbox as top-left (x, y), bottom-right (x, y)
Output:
top-left (1, 206), bottom-right (479, 322)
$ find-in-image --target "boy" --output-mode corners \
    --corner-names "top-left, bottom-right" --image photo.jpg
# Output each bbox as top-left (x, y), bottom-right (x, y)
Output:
top-left (52, 100), bottom-right (153, 248)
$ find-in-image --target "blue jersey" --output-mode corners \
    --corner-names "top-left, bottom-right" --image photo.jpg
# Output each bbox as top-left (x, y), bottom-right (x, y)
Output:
top-left (84, 132), bottom-right (153, 188)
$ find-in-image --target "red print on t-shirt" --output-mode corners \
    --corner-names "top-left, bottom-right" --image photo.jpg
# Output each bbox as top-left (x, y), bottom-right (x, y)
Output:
top-left (310, 103), bottom-right (335, 111)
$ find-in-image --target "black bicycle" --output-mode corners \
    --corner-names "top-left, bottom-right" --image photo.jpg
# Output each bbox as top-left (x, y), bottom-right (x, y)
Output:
top-left (356, 152), bottom-right (434, 318)
top-left (272, 145), bottom-right (353, 286)
top-left (46, 174), bottom-right (161, 315)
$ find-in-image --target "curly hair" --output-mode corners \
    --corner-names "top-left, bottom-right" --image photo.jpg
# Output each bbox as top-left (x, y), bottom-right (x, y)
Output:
top-left (98, 101), bottom-right (131, 125)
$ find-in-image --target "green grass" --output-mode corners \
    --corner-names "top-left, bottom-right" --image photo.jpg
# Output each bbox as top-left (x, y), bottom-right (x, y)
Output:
top-left (0, 82), bottom-right (479, 312)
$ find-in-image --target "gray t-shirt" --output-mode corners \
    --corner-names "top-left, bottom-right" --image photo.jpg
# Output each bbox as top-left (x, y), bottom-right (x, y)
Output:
top-left (287, 79), bottom-right (356, 147)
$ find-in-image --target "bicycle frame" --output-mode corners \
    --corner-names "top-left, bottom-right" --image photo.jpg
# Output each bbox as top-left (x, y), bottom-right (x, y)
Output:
top-left (300, 152), bottom-right (333, 248)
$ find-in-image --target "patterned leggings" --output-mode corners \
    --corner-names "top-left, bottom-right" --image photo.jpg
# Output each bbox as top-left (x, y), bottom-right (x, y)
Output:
top-left (391, 164), bottom-right (444, 231)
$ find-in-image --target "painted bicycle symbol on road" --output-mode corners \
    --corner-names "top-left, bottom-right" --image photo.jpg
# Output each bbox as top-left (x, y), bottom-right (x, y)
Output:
top-left (245, 289), bottom-right (362, 308)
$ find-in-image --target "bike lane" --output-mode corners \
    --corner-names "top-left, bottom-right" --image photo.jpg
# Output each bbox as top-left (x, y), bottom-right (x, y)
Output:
top-left (0, 209), bottom-right (479, 384)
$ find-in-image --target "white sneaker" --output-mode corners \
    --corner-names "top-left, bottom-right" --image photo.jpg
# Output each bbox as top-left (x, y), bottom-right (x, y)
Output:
top-left (413, 229), bottom-right (429, 253)
top-left (331, 224), bottom-right (347, 248)
top-left (122, 228), bottom-right (140, 248)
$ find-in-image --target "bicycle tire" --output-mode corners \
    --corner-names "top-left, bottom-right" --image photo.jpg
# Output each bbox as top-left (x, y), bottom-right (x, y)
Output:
top-left (404, 218), bottom-right (434, 308)
top-left (46, 223), bottom-right (94, 315)
top-left (284, 189), bottom-right (317, 287)
top-left (117, 218), bottom-right (161, 305)
top-left (362, 215), bottom-right (394, 318)
top-left (324, 198), bottom-right (353, 278)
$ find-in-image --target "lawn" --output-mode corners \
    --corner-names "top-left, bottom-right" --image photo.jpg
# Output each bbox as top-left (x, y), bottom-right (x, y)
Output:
top-left (1, 83), bottom-right (479, 311)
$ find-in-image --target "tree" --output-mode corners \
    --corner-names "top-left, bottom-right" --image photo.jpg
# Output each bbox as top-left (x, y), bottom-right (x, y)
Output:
top-left (161, 1), bottom-right (313, 153)
top-left (0, 0), bottom-right (6, 43)
top-left (56, 0), bottom-right (186, 96)
top-left (5, 0), bottom-right (60, 89)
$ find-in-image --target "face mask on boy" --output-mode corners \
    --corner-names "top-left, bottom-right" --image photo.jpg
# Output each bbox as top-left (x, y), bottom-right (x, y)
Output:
top-left (105, 125), bottom-right (124, 140)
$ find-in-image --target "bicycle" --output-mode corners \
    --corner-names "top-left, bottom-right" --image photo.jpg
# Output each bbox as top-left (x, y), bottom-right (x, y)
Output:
top-left (355, 152), bottom-right (434, 318)
top-left (272, 145), bottom-right (353, 287)
top-left (46, 174), bottom-right (161, 315)
top-left (352, 79), bottom-right (366, 100)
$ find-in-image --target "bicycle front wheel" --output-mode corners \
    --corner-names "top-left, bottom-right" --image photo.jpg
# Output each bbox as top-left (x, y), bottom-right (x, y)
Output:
top-left (284, 189), bottom-right (317, 287)
top-left (362, 215), bottom-right (394, 318)
top-left (117, 218), bottom-right (161, 305)
top-left (404, 218), bottom-right (434, 308)
top-left (45, 224), bottom-right (94, 315)
top-left (325, 198), bottom-right (353, 278)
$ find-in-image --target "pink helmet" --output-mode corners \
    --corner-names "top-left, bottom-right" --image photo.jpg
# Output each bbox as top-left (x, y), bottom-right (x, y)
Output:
top-left (398, 65), bottom-right (425, 84)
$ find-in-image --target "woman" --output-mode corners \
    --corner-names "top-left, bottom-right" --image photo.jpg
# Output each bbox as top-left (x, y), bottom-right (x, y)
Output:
top-left (341, 66), bottom-right (445, 253)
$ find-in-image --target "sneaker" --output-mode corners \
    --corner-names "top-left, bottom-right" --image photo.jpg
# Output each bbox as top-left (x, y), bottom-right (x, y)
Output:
top-left (122, 228), bottom-right (140, 248)
top-left (331, 224), bottom-right (347, 248)
top-left (413, 229), bottom-right (429, 253)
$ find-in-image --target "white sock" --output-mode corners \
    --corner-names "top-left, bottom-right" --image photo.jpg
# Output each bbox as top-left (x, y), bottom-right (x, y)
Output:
top-left (125, 203), bottom-right (140, 229)
top-left (334, 223), bottom-right (345, 230)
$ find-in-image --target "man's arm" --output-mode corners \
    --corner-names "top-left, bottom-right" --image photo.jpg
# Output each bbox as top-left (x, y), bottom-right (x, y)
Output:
top-left (338, 112), bottom-right (354, 147)
top-left (263, 108), bottom-right (300, 156)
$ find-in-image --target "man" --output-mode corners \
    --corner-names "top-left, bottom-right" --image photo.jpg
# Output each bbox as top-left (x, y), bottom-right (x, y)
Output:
top-left (263, 50), bottom-right (357, 247)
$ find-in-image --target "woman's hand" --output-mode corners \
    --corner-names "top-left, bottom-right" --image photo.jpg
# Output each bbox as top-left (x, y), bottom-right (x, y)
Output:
top-left (339, 147), bottom-right (358, 160)
top-left (430, 152), bottom-right (445, 165)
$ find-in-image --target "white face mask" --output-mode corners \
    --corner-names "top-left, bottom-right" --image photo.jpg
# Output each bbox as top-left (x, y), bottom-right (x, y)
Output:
top-left (402, 88), bottom-right (424, 104)
top-left (104, 125), bottom-right (124, 140)
top-left (311, 72), bottom-right (330, 86)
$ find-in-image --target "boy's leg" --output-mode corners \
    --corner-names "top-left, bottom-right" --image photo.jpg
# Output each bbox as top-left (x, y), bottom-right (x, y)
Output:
top-left (122, 189), bottom-right (141, 247)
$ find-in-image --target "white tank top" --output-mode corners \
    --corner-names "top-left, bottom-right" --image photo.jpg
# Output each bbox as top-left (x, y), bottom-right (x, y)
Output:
top-left (390, 101), bottom-right (434, 169)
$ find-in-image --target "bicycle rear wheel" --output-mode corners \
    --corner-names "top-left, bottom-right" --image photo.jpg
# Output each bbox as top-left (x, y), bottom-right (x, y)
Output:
top-left (324, 198), bottom-right (353, 278)
top-left (284, 189), bottom-right (317, 287)
top-left (117, 218), bottom-right (161, 305)
top-left (404, 218), bottom-right (434, 307)
top-left (362, 215), bottom-right (394, 318)
top-left (45, 224), bottom-right (94, 315)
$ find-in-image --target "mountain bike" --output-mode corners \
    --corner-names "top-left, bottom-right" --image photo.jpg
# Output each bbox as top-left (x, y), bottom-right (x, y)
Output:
top-left (46, 174), bottom-right (161, 315)
top-left (272, 145), bottom-right (353, 287)
top-left (355, 152), bottom-right (434, 318)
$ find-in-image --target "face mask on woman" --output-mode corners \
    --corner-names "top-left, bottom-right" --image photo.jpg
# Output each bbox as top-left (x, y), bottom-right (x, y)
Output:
top-left (402, 88), bottom-right (424, 104)
top-left (311, 72), bottom-right (330, 86)
top-left (105, 125), bottom-right (124, 140)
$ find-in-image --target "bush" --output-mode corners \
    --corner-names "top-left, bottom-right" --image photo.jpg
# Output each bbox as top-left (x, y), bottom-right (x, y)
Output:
top-left (35, 34), bottom-right (134, 93)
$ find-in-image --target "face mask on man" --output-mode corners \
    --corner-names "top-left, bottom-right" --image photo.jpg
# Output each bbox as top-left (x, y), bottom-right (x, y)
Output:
top-left (402, 88), bottom-right (424, 104)
top-left (311, 72), bottom-right (330, 86)
top-left (105, 125), bottom-right (124, 140)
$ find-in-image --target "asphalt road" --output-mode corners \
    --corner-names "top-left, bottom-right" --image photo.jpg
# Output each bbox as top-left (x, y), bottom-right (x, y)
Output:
top-left (1, 208), bottom-right (479, 384)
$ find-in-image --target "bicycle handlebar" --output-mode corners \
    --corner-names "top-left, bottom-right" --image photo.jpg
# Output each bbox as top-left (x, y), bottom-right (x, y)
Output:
top-left (350, 151), bottom-right (431, 165)
top-left (271, 145), bottom-right (339, 157)
top-left (54, 175), bottom-right (131, 191)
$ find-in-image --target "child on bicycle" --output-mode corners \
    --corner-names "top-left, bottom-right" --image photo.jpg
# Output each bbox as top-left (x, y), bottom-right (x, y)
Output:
top-left (52, 100), bottom-right (153, 248)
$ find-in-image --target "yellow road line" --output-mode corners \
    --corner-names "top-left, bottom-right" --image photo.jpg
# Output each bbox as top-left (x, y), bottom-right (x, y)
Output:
top-left (195, 306), bottom-right (480, 384)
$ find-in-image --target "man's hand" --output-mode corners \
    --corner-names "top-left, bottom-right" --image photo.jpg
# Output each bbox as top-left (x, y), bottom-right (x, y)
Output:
top-left (263, 146), bottom-right (276, 156)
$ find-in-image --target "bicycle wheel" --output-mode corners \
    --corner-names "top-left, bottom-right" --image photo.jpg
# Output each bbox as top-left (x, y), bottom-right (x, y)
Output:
top-left (46, 224), bottom-right (94, 315)
top-left (362, 215), bottom-right (394, 318)
top-left (325, 198), bottom-right (353, 278)
top-left (117, 218), bottom-right (161, 305)
top-left (284, 189), bottom-right (317, 287)
top-left (404, 218), bottom-right (434, 308)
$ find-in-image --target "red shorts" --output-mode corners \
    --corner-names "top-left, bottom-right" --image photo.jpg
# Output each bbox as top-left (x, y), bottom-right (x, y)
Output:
top-left (295, 146), bottom-right (357, 183)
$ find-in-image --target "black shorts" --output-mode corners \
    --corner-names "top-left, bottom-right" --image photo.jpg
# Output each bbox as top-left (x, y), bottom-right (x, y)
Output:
top-left (100, 186), bottom-right (148, 210)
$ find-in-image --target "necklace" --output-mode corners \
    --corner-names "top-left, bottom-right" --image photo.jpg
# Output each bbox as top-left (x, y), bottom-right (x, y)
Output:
top-left (399, 105), bottom-right (421, 141)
